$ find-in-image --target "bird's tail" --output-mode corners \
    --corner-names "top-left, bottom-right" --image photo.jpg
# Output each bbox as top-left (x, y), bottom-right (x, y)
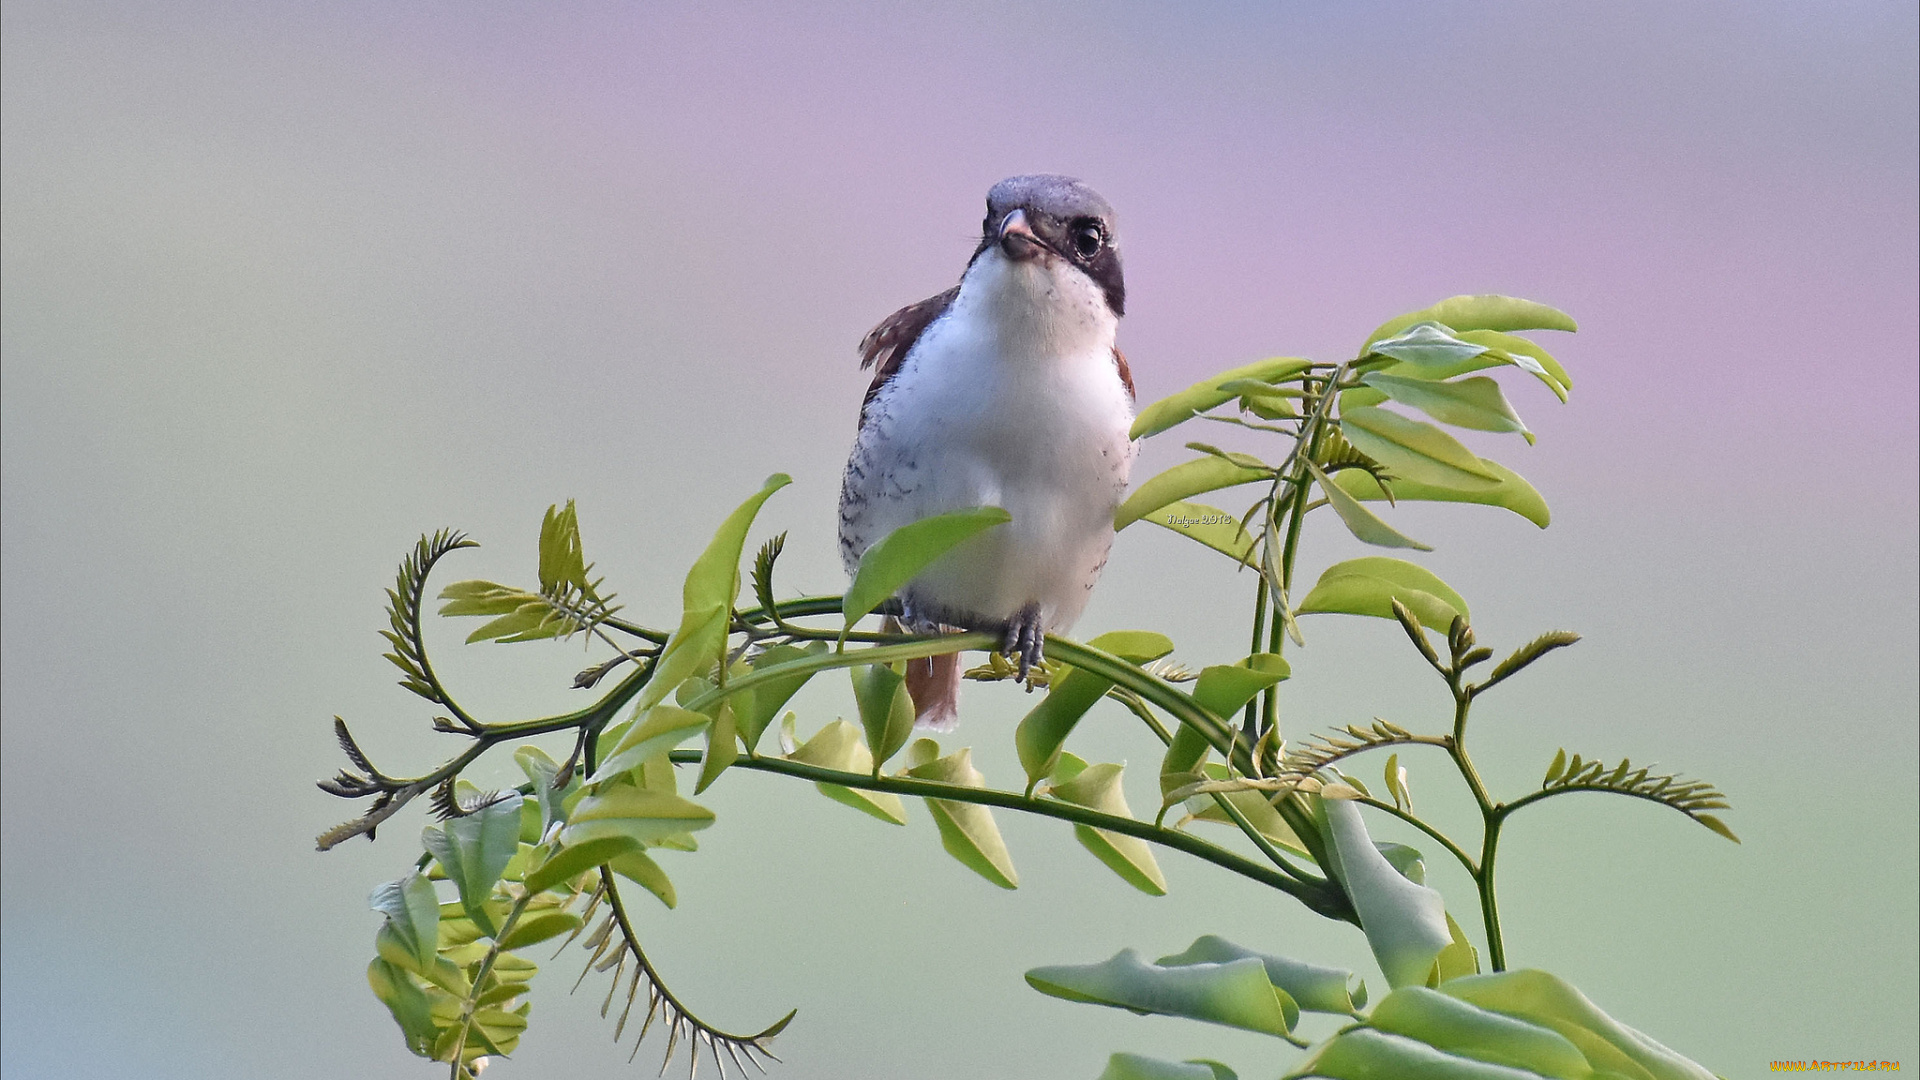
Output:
top-left (885, 617), bottom-right (963, 731)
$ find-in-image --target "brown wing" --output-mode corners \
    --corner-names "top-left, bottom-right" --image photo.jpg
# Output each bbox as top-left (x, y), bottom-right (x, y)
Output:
top-left (859, 286), bottom-right (960, 419)
top-left (1111, 346), bottom-right (1136, 399)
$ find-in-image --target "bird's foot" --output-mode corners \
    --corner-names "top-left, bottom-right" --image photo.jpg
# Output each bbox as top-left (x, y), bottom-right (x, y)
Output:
top-left (1002, 603), bottom-right (1045, 689)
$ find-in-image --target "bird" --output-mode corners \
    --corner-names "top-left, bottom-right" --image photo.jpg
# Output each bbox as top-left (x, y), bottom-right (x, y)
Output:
top-left (838, 174), bottom-right (1137, 731)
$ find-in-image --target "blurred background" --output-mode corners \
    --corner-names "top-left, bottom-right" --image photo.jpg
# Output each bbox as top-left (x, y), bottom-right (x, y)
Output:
top-left (3, 2), bottom-right (1914, 1077)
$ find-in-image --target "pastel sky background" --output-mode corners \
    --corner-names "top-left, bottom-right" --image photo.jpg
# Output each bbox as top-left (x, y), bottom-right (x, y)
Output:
top-left (3, 2), bottom-right (1915, 1077)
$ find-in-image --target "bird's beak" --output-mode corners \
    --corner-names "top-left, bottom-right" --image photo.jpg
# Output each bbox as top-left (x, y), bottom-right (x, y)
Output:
top-left (999, 208), bottom-right (1044, 262)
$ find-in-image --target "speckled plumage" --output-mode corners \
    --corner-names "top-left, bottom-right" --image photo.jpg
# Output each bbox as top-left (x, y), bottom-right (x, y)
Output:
top-left (838, 175), bottom-right (1137, 729)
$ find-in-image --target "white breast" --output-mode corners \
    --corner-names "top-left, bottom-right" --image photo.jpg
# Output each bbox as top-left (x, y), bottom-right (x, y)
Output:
top-left (838, 249), bottom-right (1137, 634)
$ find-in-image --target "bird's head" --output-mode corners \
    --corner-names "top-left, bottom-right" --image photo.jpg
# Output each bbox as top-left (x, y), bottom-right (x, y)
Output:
top-left (970, 174), bottom-right (1125, 319)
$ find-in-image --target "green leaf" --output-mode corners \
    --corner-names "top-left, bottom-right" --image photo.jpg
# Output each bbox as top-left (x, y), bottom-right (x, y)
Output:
top-left (521, 834), bottom-right (641, 896)
top-left (734, 641), bottom-right (827, 752)
top-left (1160, 723), bottom-right (1213, 804)
top-left (1046, 761), bottom-right (1167, 895)
top-left (560, 784), bottom-right (715, 849)
top-left (1362, 374), bottom-right (1531, 443)
top-left (1367, 986), bottom-right (1590, 1079)
top-left (421, 796), bottom-right (524, 937)
top-left (1098, 1053), bottom-right (1239, 1080)
top-left (1026, 949), bottom-right (1298, 1037)
top-left (1296, 558), bottom-right (1470, 632)
top-left (367, 958), bottom-right (440, 1056)
top-left (1543, 749), bottom-right (1568, 786)
top-left (1285, 1027), bottom-right (1548, 1079)
top-left (1140, 500), bottom-right (1258, 565)
top-left (370, 872), bottom-right (441, 971)
top-left (1317, 796), bottom-right (1453, 989)
top-left (588, 703), bottom-right (713, 784)
top-left (1190, 654), bottom-right (1290, 720)
top-left (514, 746), bottom-right (578, 830)
top-left (1131, 356), bottom-right (1313, 439)
top-left (1456, 329), bottom-right (1573, 400)
top-left (1434, 910), bottom-right (1481, 983)
top-left (1339, 407), bottom-right (1500, 491)
top-left (497, 909), bottom-right (582, 951)
top-left (1158, 935), bottom-right (1365, 1015)
top-left (686, 473), bottom-right (791, 615)
top-left (1332, 457), bottom-right (1550, 528)
top-left (1014, 630), bottom-right (1172, 789)
top-left (1306, 460), bottom-right (1433, 551)
top-left (1117, 456), bottom-right (1271, 530)
top-left (694, 705), bottom-right (739, 794)
top-left (843, 506), bottom-right (1013, 626)
top-left (537, 500), bottom-right (590, 594)
top-left (1016, 667), bottom-right (1116, 791)
top-left (607, 847), bottom-right (678, 908)
top-left (1365, 322), bottom-right (1491, 368)
top-left (787, 719), bottom-right (909, 825)
top-left (852, 663), bottom-right (916, 769)
top-left (1363, 296), bottom-right (1577, 353)
top-left (907, 748), bottom-right (1018, 888)
top-left (1443, 969), bottom-right (1720, 1080)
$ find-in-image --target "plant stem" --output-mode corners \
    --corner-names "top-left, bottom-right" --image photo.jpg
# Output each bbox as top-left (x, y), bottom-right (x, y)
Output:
top-left (1477, 815), bottom-right (1507, 972)
top-left (667, 750), bottom-right (1355, 924)
top-left (447, 883), bottom-right (536, 1077)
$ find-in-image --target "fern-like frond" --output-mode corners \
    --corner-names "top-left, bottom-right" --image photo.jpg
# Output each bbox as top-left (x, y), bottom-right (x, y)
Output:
top-left (1279, 719), bottom-right (1451, 781)
top-left (1532, 749), bottom-right (1738, 842)
top-left (565, 877), bottom-right (793, 1077)
top-left (383, 530), bottom-right (478, 707)
top-left (1474, 630), bottom-right (1581, 694)
top-left (750, 532), bottom-right (787, 621)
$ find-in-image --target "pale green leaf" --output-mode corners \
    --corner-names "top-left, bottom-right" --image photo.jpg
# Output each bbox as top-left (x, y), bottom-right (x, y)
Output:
top-left (1340, 407), bottom-right (1500, 491)
top-left (514, 746), bottom-right (577, 830)
top-left (1443, 968), bottom-right (1720, 1080)
top-left (521, 834), bottom-right (641, 897)
top-left (497, 909), bottom-right (582, 951)
top-left (1318, 797), bottom-right (1453, 989)
top-left (1190, 654), bottom-right (1290, 720)
top-left (734, 641), bottom-right (827, 752)
top-left (694, 705), bottom-right (739, 794)
top-left (1085, 629), bottom-right (1177, 664)
top-left (1362, 374), bottom-right (1531, 443)
top-left (367, 958), bottom-right (440, 1056)
top-left (1296, 557), bottom-right (1469, 631)
top-left (1046, 761), bottom-right (1167, 895)
top-left (1025, 950), bottom-right (1298, 1037)
top-left (1332, 458), bottom-right (1550, 528)
top-left (1098, 1053), bottom-right (1239, 1080)
top-left (1366, 322), bottom-right (1490, 367)
top-left (1016, 667), bottom-right (1116, 791)
top-left (685, 473), bottom-right (791, 615)
top-left (369, 873), bottom-right (441, 971)
top-left (1285, 1027), bottom-right (1549, 1079)
top-left (587, 703), bottom-right (713, 784)
top-left (1366, 986), bottom-right (1590, 1078)
top-left (421, 796), bottom-right (524, 937)
top-left (852, 663), bottom-right (916, 769)
top-left (1363, 295), bottom-right (1577, 352)
top-left (1306, 460), bottom-right (1433, 551)
top-left (1117, 456), bottom-right (1271, 530)
top-left (1131, 356), bottom-right (1313, 439)
top-left (908, 748), bottom-right (1018, 888)
top-left (1158, 935), bottom-right (1365, 1015)
top-left (560, 784), bottom-right (715, 849)
top-left (788, 719), bottom-right (909, 825)
top-left (607, 847), bottom-right (679, 908)
top-left (843, 506), bottom-right (1012, 626)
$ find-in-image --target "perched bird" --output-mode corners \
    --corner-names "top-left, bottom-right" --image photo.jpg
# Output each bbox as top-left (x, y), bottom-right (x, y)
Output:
top-left (838, 174), bottom-right (1137, 730)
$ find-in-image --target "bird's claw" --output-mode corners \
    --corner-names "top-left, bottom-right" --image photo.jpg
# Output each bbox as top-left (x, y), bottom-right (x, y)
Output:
top-left (1002, 603), bottom-right (1045, 689)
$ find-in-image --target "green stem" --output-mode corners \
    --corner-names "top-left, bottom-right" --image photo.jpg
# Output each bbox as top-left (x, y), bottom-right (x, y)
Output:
top-left (1349, 795), bottom-right (1478, 877)
top-left (447, 883), bottom-right (536, 1077)
top-left (667, 750), bottom-right (1355, 924)
top-left (1478, 816), bottom-right (1507, 972)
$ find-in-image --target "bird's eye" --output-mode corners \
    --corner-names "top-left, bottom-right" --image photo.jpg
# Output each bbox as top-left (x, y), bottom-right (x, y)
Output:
top-left (1072, 222), bottom-right (1104, 258)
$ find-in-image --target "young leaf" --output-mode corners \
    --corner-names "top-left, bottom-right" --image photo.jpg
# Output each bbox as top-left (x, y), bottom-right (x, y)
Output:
top-left (1364, 322), bottom-right (1491, 368)
top-left (588, 704), bottom-right (713, 785)
top-left (1441, 969), bottom-right (1721, 1080)
top-left (367, 958), bottom-right (441, 1056)
top-left (1045, 761), bottom-right (1167, 896)
top-left (1332, 457), bottom-right (1550, 528)
top-left (1360, 373), bottom-right (1532, 443)
top-left (1190, 655), bottom-right (1291, 720)
top-left (514, 746), bottom-right (578, 830)
top-left (851, 663), bottom-right (916, 769)
top-left (1098, 1053), bottom-right (1238, 1080)
top-left (607, 847), bottom-right (679, 908)
top-left (521, 834), bottom-right (642, 896)
top-left (1025, 950), bottom-right (1299, 1037)
top-left (1483, 631), bottom-right (1582, 690)
top-left (1296, 557), bottom-right (1469, 632)
top-left (421, 796), bottom-right (524, 938)
top-left (787, 718), bottom-right (909, 825)
top-left (1015, 667), bottom-right (1116, 790)
top-left (733, 641), bottom-right (828, 753)
top-left (1305, 460), bottom-right (1433, 551)
top-left (560, 784), bottom-right (715, 849)
top-left (694, 706), bottom-right (739, 794)
top-left (1158, 935), bottom-right (1365, 1015)
top-left (842, 506), bottom-right (1012, 626)
top-left (1362, 986), bottom-right (1589, 1078)
top-left (685, 473), bottom-right (792, 616)
top-left (1339, 407), bottom-right (1501, 491)
top-left (1131, 356), bottom-right (1313, 439)
top-left (1317, 797), bottom-right (1453, 989)
top-left (1116, 456), bottom-right (1271, 530)
top-left (1141, 500), bottom-right (1258, 565)
top-left (369, 873), bottom-right (441, 971)
top-left (1362, 295), bottom-right (1577, 353)
top-left (907, 747), bottom-right (1018, 888)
